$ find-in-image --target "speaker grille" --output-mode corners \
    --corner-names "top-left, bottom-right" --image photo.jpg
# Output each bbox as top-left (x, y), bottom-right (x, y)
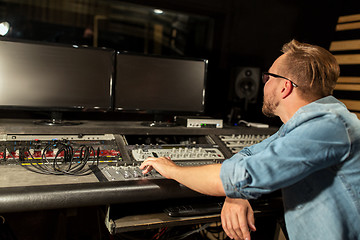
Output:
top-left (233, 67), bottom-right (260, 103)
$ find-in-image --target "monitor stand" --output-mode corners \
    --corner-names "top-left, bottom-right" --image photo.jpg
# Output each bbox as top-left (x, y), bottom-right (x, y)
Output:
top-left (33, 111), bottom-right (82, 126)
top-left (141, 121), bottom-right (177, 127)
top-left (140, 114), bottom-right (178, 127)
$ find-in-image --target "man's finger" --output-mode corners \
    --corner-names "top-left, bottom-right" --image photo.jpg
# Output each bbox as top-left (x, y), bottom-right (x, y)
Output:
top-left (235, 210), bottom-right (249, 240)
top-left (221, 215), bottom-right (234, 239)
top-left (222, 213), bottom-right (242, 239)
top-left (141, 165), bottom-right (153, 174)
top-left (247, 208), bottom-right (256, 232)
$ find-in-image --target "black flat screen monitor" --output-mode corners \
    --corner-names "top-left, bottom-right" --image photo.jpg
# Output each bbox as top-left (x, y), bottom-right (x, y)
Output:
top-left (0, 40), bottom-right (115, 123)
top-left (114, 53), bottom-right (207, 115)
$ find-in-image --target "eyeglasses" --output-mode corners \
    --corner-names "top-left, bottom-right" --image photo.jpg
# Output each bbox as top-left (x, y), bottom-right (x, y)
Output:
top-left (262, 72), bottom-right (298, 88)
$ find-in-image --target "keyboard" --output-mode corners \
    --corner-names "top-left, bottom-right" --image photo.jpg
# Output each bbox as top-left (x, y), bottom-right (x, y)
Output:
top-left (164, 202), bottom-right (223, 217)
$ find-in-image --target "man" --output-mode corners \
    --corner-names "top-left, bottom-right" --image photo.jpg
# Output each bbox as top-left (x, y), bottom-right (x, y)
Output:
top-left (140, 40), bottom-right (360, 240)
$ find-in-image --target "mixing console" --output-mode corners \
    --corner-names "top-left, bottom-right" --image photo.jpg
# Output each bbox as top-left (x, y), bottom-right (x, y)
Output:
top-left (97, 134), bottom-right (225, 181)
top-left (98, 158), bottom-right (218, 181)
top-left (123, 134), bottom-right (224, 161)
top-left (0, 132), bottom-right (273, 180)
top-left (98, 164), bottom-right (161, 181)
top-left (219, 134), bottom-right (270, 153)
top-left (0, 120), bottom-right (281, 217)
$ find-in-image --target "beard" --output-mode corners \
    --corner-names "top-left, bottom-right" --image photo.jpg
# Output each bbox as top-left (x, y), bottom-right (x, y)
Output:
top-left (262, 93), bottom-right (279, 117)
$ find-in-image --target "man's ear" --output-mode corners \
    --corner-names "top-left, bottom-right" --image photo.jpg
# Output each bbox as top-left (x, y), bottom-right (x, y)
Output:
top-left (280, 80), bottom-right (294, 99)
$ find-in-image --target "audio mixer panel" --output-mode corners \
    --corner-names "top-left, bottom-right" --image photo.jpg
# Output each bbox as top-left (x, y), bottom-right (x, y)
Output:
top-left (219, 134), bottom-right (270, 153)
top-left (0, 130), bottom-right (274, 182)
top-left (97, 134), bottom-right (225, 181)
top-left (123, 135), bottom-right (225, 162)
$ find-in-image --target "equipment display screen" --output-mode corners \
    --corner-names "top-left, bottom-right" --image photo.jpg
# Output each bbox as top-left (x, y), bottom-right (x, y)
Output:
top-left (0, 40), bottom-right (114, 111)
top-left (115, 53), bottom-right (207, 113)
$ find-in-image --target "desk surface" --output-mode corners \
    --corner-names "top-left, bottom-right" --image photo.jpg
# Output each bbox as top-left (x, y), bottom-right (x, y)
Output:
top-left (0, 169), bottom-right (202, 213)
top-left (0, 118), bottom-right (277, 135)
top-left (0, 165), bottom-right (98, 188)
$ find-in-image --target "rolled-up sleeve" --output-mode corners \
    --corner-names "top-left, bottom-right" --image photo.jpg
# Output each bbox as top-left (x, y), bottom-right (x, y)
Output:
top-left (220, 156), bottom-right (253, 198)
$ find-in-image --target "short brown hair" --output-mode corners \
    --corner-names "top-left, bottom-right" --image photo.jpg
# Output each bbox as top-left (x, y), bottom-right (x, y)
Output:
top-left (281, 39), bottom-right (340, 101)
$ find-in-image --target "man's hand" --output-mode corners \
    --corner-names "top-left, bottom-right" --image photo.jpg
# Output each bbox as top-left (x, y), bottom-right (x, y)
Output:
top-left (139, 156), bottom-right (177, 179)
top-left (221, 197), bottom-right (256, 240)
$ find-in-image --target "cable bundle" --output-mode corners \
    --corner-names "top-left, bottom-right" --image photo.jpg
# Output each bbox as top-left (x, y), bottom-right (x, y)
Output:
top-left (20, 140), bottom-right (99, 176)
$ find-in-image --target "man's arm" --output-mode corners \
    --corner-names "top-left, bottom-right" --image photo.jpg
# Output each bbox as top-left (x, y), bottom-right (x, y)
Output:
top-left (139, 156), bottom-right (225, 196)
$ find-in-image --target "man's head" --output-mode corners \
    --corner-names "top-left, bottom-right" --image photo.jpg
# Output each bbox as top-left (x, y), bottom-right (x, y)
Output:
top-left (280, 39), bottom-right (340, 100)
top-left (262, 39), bottom-right (340, 118)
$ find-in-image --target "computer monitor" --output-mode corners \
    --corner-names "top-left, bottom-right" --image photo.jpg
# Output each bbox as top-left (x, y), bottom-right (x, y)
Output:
top-left (0, 39), bottom-right (115, 124)
top-left (114, 52), bottom-right (207, 123)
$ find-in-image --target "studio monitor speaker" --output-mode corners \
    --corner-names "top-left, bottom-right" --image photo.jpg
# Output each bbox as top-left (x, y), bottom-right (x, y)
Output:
top-left (232, 67), bottom-right (260, 104)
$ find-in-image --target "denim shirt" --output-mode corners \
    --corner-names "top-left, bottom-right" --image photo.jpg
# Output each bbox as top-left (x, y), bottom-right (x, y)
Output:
top-left (220, 96), bottom-right (360, 240)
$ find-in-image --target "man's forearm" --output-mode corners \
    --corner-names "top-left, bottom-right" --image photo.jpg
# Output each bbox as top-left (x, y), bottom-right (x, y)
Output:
top-left (169, 163), bottom-right (225, 196)
top-left (140, 157), bottom-right (226, 196)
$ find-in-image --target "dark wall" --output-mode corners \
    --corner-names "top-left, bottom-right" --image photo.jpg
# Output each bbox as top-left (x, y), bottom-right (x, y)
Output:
top-left (135, 0), bottom-right (342, 125)
top-left (124, 0), bottom-right (343, 123)
top-left (1, 0), bottom-right (349, 124)
top-left (212, 0), bottom-right (343, 124)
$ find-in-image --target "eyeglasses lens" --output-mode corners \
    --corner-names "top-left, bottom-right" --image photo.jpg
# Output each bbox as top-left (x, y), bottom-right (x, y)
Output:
top-left (262, 73), bottom-right (269, 84)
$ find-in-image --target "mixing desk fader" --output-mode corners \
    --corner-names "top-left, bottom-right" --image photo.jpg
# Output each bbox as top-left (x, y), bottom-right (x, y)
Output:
top-left (98, 164), bottom-right (162, 181)
top-left (131, 147), bottom-right (224, 161)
